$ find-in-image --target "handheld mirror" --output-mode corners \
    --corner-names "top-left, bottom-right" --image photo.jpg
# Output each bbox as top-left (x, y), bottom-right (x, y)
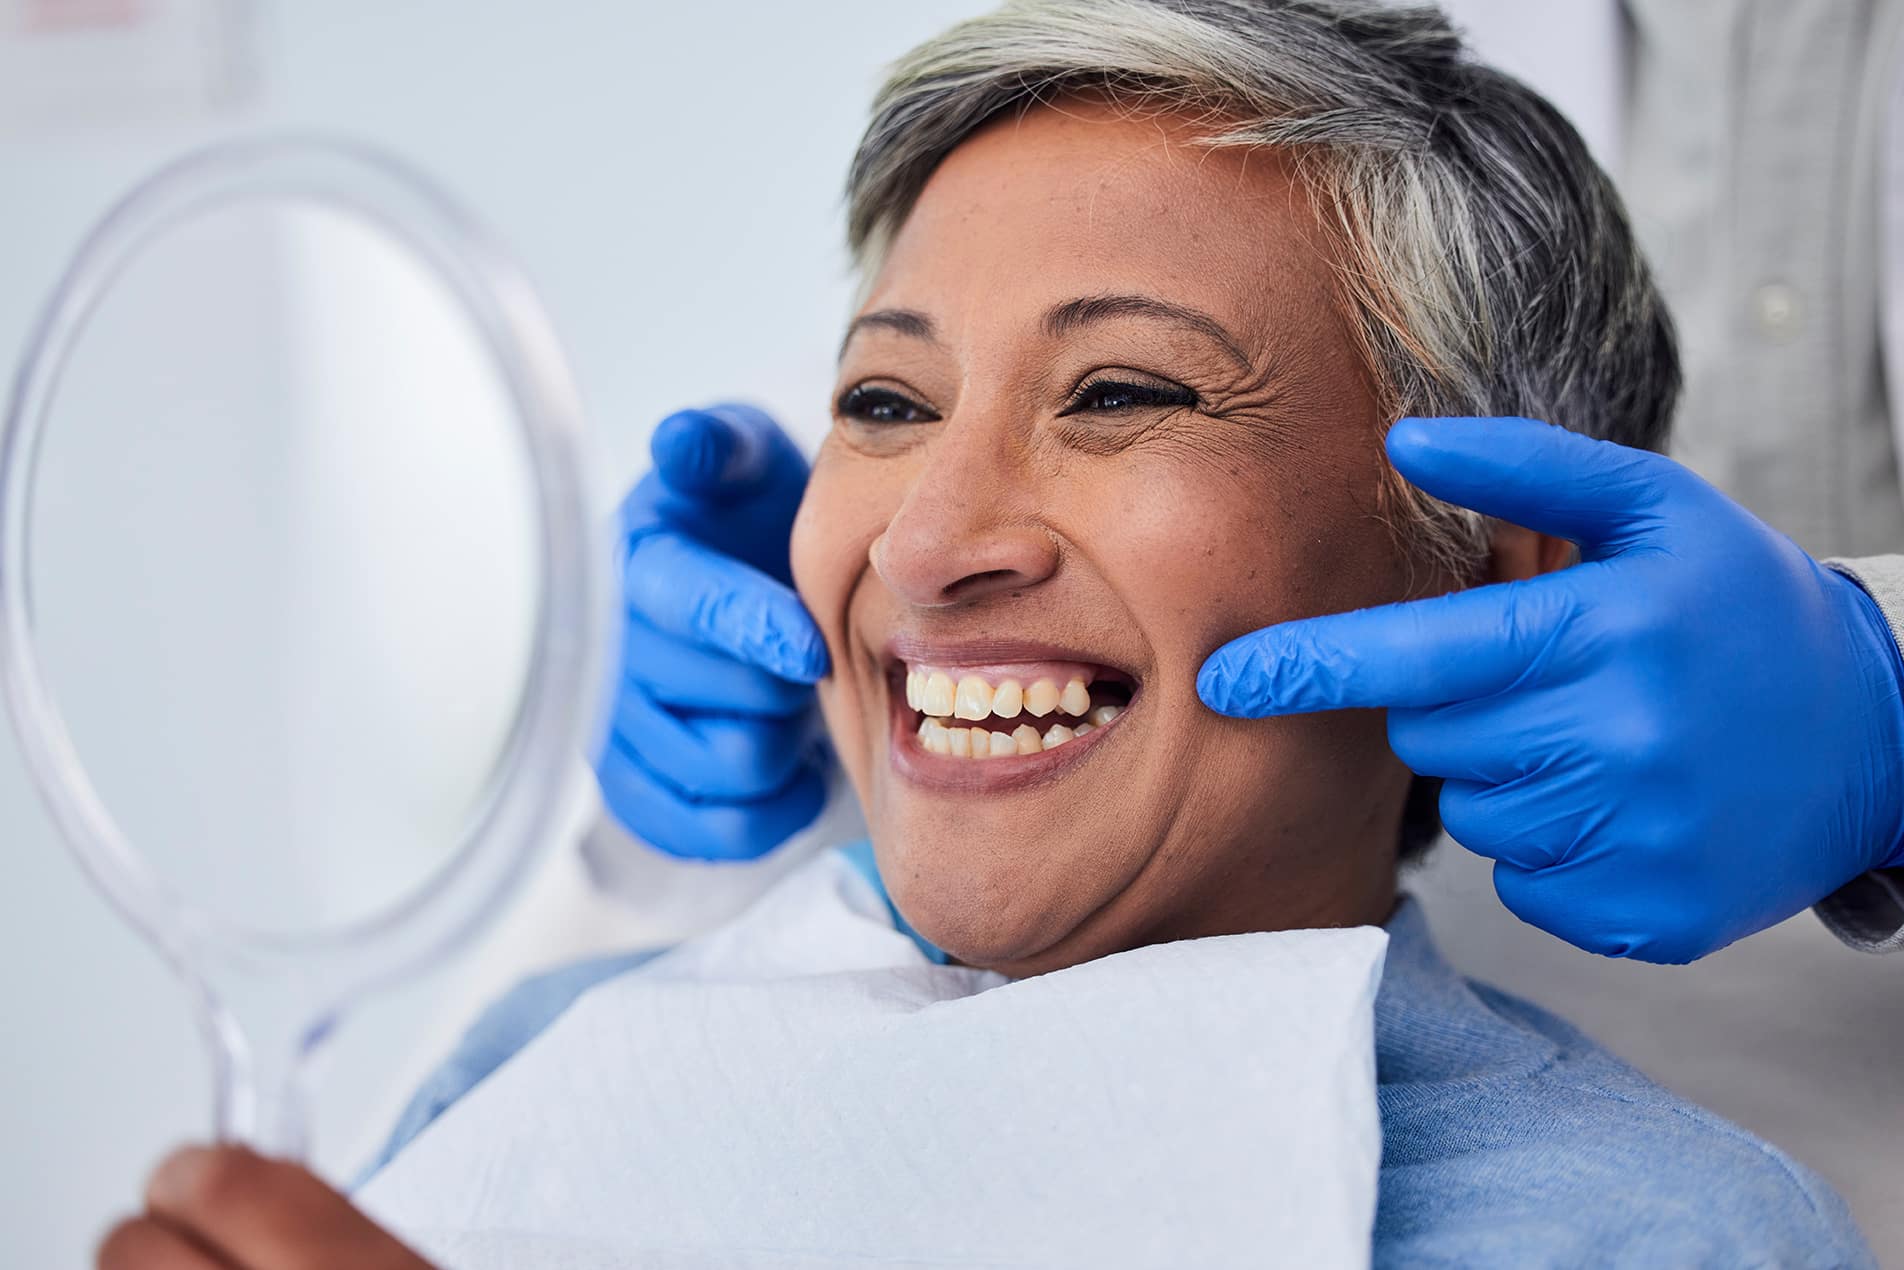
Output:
top-left (0, 139), bottom-right (603, 1159)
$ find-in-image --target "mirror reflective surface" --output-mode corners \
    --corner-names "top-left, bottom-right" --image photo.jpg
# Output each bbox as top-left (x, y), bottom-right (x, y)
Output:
top-left (30, 199), bottom-right (540, 939)
top-left (2, 141), bottom-right (601, 1156)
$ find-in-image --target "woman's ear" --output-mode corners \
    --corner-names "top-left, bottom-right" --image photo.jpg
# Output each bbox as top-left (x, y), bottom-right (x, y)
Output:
top-left (1483, 521), bottom-right (1576, 584)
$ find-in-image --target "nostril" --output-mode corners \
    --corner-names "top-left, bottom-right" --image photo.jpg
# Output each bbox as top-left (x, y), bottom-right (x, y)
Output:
top-left (873, 516), bottom-right (1059, 608)
top-left (943, 569), bottom-right (1027, 602)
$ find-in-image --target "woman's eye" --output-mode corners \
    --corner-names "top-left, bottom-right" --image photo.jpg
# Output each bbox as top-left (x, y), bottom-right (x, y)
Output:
top-left (837, 384), bottom-right (939, 425)
top-left (1058, 378), bottom-right (1199, 416)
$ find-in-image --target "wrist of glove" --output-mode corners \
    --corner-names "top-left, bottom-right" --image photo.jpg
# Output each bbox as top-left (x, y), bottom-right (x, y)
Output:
top-left (1825, 566), bottom-right (1904, 873)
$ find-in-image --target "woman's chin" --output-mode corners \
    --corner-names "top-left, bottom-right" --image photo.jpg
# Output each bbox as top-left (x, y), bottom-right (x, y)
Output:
top-left (871, 823), bottom-right (1132, 972)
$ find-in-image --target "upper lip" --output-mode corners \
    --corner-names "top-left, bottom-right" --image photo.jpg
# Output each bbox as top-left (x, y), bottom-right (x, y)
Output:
top-left (882, 633), bottom-right (1139, 681)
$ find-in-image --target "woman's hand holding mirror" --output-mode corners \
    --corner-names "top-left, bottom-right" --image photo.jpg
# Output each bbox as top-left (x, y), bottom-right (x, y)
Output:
top-left (99, 1145), bottom-right (431, 1270)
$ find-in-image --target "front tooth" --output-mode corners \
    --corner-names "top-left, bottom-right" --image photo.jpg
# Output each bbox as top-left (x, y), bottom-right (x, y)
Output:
top-left (991, 679), bottom-right (1023, 719)
top-left (1059, 677), bottom-right (1090, 716)
top-left (1024, 679), bottom-right (1061, 717)
top-left (1041, 723), bottom-right (1076, 750)
top-left (1088, 704), bottom-right (1122, 726)
top-left (988, 729), bottom-right (1016, 757)
top-left (922, 718), bottom-right (950, 754)
top-left (906, 671), bottom-right (922, 711)
top-left (947, 726), bottom-right (972, 758)
top-left (1073, 722), bottom-right (1095, 737)
top-left (1013, 723), bottom-right (1042, 755)
top-left (954, 675), bottom-right (994, 720)
top-left (923, 671), bottom-right (955, 717)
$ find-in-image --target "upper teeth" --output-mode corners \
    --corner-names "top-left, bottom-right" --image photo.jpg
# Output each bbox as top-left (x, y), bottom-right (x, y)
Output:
top-left (954, 676), bottom-right (991, 720)
top-left (906, 667), bottom-right (1101, 722)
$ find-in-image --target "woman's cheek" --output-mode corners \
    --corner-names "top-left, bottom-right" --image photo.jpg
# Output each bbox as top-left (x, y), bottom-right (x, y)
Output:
top-left (790, 447), bottom-right (861, 633)
top-left (792, 450), bottom-right (892, 645)
top-left (794, 446), bottom-right (911, 804)
top-left (1102, 460), bottom-right (1316, 638)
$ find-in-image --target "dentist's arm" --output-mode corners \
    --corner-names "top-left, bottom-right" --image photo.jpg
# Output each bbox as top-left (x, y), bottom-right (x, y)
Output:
top-left (1198, 416), bottom-right (1904, 964)
top-left (597, 404), bottom-right (830, 861)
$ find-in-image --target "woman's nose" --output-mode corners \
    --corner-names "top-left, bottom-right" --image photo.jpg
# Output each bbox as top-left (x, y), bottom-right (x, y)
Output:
top-left (872, 433), bottom-right (1059, 608)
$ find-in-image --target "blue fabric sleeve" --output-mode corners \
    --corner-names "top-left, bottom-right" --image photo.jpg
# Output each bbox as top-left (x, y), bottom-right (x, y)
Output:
top-left (356, 947), bottom-right (663, 1186)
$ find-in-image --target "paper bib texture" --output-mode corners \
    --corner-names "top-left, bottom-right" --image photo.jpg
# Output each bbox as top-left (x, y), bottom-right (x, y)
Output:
top-left (360, 851), bottom-right (1386, 1269)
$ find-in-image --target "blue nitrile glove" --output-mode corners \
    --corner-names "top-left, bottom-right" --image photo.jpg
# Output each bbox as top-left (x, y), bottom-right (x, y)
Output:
top-left (1199, 416), bottom-right (1904, 963)
top-left (596, 403), bottom-right (830, 860)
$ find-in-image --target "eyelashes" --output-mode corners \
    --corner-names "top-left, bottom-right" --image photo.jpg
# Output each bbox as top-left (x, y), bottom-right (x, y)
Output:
top-left (836, 383), bottom-right (940, 425)
top-left (835, 376), bottom-right (1199, 426)
top-left (1056, 377), bottom-right (1198, 417)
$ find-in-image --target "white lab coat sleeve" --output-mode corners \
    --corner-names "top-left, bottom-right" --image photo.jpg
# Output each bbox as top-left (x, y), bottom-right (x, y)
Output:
top-left (1815, 555), bottom-right (1904, 952)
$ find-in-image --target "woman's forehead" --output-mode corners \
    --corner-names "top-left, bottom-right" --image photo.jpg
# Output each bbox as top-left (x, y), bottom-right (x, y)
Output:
top-left (861, 102), bottom-right (1339, 346)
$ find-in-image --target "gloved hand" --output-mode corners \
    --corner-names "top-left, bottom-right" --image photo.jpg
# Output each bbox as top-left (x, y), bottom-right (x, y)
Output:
top-left (596, 403), bottom-right (829, 860)
top-left (1199, 416), bottom-right (1904, 963)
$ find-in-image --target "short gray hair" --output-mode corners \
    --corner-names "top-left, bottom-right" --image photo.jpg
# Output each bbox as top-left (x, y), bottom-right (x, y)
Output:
top-left (845, 0), bottom-right (1679, 582)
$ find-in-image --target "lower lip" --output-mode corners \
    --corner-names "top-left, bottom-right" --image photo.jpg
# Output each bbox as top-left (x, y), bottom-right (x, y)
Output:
top-left (886, 688), bottom-right (1128, 793)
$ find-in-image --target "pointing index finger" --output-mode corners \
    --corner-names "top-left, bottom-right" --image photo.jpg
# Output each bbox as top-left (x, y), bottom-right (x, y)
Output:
top-left (1197, 575), bottom-right (1577, 717)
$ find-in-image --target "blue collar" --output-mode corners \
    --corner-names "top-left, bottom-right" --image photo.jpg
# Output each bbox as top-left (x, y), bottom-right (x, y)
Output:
top-left (841, 838), bottom-right (1441, 985)
top-left (835, 839), bottom-right (1549, 1086)
top-left (840, 839), bottom-right (951, 964)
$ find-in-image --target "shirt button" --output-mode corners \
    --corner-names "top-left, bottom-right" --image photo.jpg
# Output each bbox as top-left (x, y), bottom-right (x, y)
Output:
top-left (1751, 282), bottom-right (1805, 341)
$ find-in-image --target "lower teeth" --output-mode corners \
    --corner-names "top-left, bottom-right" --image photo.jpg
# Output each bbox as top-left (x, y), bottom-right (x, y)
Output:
top-left (917, 705), bottom-right (1121, 757)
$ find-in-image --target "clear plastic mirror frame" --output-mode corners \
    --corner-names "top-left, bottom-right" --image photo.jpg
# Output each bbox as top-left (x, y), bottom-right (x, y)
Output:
top-left (0, 138), bottom-right (603, 1159)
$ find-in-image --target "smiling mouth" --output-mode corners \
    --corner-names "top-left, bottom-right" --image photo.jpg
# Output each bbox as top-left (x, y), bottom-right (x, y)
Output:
top-left (891, 659), bottom-right (1136, 761)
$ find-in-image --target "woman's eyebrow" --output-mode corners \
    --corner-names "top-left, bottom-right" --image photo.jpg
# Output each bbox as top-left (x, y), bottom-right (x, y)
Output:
top-left (839, 308), bottom-right (937, 360)
top-left (1043, 294), bottom-right (1254, 372)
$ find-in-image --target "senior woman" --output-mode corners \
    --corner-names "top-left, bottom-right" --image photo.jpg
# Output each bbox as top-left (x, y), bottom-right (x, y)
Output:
top-left (97, 2), bottom-right (1875, 1268)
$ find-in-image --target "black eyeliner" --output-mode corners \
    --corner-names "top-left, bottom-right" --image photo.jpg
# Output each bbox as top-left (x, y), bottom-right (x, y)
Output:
top-left (838, 383), bottom-right (940, 424)
top-left (1057, 377), bottom-right (1199, 416)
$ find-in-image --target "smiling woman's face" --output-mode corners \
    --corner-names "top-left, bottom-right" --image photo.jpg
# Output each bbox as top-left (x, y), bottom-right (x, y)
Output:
top-left (791, 101), bottom-right (1424, 977)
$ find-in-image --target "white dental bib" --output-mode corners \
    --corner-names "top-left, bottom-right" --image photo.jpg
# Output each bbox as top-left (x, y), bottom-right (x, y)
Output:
top-left (357, 849), bottom-right (1386, 1269)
